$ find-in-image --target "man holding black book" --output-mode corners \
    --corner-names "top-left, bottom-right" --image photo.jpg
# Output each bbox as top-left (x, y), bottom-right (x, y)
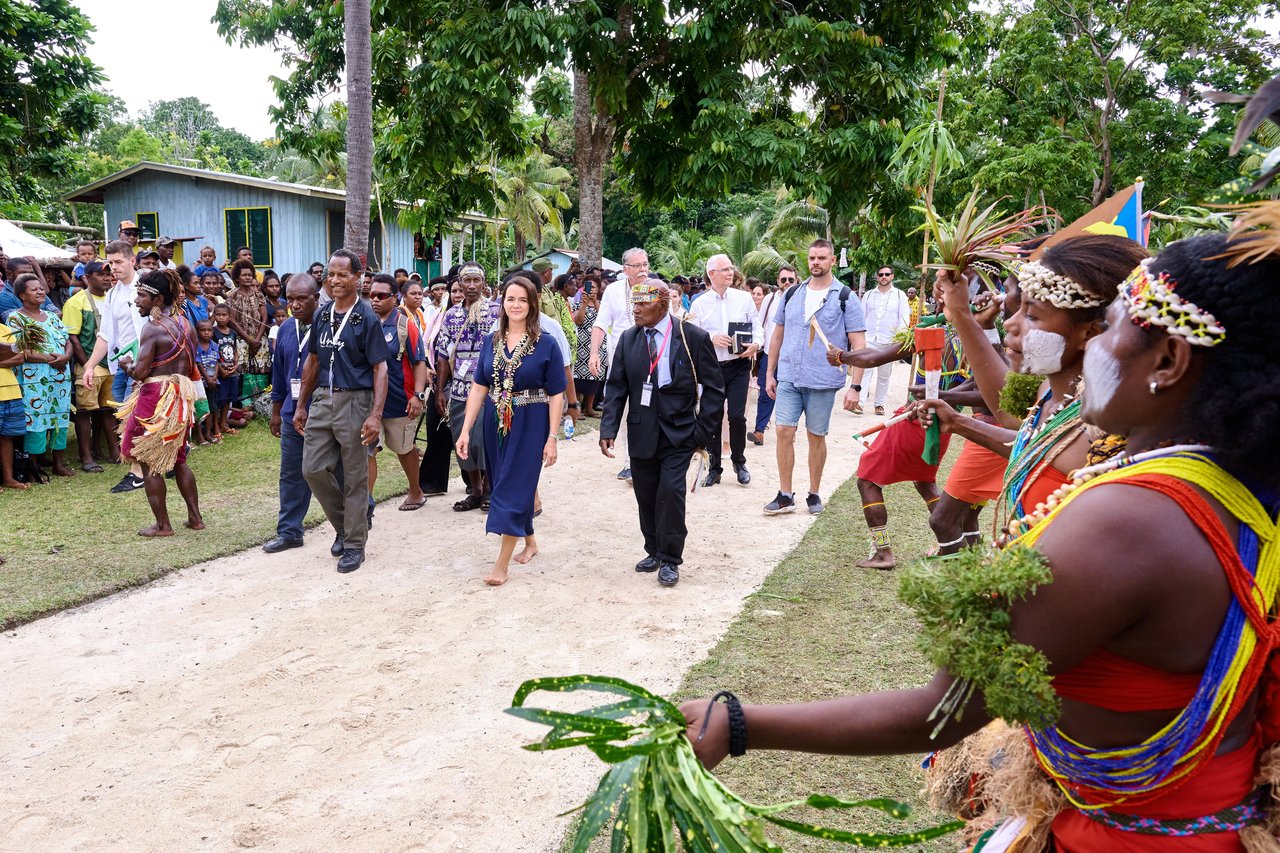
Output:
top-left (685, 254), bottom-right (761, 487)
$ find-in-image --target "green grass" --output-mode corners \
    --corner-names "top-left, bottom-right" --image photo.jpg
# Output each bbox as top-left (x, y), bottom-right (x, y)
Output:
top-left (0, 418), bottom-right (419, 629)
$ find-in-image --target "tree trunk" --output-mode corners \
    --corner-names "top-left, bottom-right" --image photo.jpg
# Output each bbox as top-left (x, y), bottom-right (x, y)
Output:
top-left (344, 0), bottom-right (373, 263)
top-left (573, 68), bottom-right (613, 269)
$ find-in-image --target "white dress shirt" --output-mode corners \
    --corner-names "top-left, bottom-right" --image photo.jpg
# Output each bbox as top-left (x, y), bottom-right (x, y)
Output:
top-left (686, 286), bottom-right (763, 362)
top-left (98, 275), bottom-right (143, 371)
top-left (861, 285), bottom-right (910, 345)
top-left (592, 279), bottom-right (635, 354)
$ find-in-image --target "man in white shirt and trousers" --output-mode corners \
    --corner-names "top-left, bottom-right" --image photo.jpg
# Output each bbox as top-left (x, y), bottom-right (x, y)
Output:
top-left (687, 253), bottom-right (762, 487)
top-left (590, 247), bottom-right (649, 481)
top-left (860, 265), bottom-right (911, 416)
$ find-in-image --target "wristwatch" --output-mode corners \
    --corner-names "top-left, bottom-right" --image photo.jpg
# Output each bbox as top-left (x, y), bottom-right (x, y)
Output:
top-left (414, 391), bottom-right (426, 401)
top-left (851, 384), bottom-right (862, 392)
top-left (567, 402), bottom-right (579, 410)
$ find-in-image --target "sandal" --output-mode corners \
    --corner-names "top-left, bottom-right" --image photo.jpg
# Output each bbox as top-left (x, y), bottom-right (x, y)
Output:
top-left (398, 496), bottom-right (427, 511)
top-left (453, 494), bottom-right (483, 512)
top-left (81, 462), bottom-right (105, 473)
top-left (480, 495), bottom-right (491, 512)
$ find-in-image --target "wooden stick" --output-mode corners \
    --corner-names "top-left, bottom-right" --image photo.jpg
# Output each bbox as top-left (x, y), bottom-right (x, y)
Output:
top-left (852, 409), bottom-right (914, 445)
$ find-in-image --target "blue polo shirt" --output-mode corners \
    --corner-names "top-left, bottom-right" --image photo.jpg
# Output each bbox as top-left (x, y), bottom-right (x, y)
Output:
top-left (271, 316), bottom-right (311, 420)
top-left (308, 300), bottom-right (389, 390)
top-left (774, 281), bottom-right (866, 390)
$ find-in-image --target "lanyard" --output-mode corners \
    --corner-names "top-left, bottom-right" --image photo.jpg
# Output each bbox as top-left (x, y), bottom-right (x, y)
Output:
top-left (295, 318), bottom-right (310, 375)
top-left (647, 323), bottom-right (671, 379)
top-left (328, 305), bottom-right (355, 391)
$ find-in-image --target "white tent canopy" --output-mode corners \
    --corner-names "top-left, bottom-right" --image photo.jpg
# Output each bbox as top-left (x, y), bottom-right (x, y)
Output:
top-left (0, 219), bottom-right (76, 265)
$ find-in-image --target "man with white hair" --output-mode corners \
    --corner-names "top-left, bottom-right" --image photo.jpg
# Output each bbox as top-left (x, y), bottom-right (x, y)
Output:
top-left (686, 253), bottom-right (761, 486)
top-left (591, 247), bottom-right (649, 481)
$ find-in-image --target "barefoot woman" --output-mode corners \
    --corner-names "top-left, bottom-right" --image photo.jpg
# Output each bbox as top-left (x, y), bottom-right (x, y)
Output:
top-left (456, 275), bottom-right (565, 585)
top-left (684, 231), bottom-right (1280, 849)
top-left (119, 270), bottom-right (204, 537)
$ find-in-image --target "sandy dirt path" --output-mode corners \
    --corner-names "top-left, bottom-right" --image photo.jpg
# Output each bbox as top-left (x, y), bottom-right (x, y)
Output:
top-left (1, 374), bottom-right (907, 852)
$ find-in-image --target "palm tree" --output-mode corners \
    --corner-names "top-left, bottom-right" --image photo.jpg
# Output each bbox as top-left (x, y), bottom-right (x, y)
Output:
top-left (343, 0), bottom-right (373, 260)
top-left (719, 213), bottom-right (767, 267)
top-left (651, 228), bottom-right (724, 278)
top-left (488, 150), bottom-right (572, 263)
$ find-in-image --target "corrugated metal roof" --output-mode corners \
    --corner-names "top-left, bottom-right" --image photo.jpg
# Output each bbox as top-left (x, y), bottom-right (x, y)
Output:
top-left (62, 162), bottom-right (503, 227)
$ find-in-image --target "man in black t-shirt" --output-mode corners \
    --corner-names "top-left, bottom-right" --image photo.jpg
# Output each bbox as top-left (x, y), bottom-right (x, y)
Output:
top-left (294, 249), bottom-right (390, 573)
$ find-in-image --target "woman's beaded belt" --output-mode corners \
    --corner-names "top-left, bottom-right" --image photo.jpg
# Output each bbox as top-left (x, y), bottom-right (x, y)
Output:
top-left (1078, 787), bottom-right (1268, 836)
top-left (512, 389), bottom-right (549, 407)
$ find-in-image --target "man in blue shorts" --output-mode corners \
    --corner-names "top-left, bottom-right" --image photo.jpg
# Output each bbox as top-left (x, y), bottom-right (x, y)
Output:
top-left (761, 239), bottom-right (866, 515)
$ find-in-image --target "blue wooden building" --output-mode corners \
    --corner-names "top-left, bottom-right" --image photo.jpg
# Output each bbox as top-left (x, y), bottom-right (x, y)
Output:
top-left (63, 162), bottom-right (496, 276)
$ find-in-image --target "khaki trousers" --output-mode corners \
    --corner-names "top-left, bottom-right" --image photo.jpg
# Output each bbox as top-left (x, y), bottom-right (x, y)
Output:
top-left (302, 388), bottom-right (373, 550)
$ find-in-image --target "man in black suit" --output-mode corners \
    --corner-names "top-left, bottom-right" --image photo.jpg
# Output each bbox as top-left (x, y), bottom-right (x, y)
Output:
top-left (600, 277), bottom-right (725, 587)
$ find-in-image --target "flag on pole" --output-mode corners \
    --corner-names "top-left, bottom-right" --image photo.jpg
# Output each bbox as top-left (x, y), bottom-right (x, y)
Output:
top-left (1032, 181), bottom-right (1146, 259)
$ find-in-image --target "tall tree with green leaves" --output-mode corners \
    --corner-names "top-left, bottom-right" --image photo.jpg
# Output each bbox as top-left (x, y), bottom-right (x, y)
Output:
top-left (214, 1), bottom-right (966, 267)
top-left (0, 0), bottom-right (107, 220)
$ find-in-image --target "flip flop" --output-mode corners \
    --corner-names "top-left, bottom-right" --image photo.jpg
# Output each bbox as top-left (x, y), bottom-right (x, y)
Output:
top-left (81, 462), bottom-right (104, 473)
top-left (398, 497), bottom-right (427, 511)
top-left (480, 496), bottom-right (491, 512)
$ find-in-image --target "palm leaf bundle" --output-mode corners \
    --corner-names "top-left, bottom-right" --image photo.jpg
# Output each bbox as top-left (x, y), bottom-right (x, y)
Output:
top-left (1207, 200), bottom-right (1280, 268)
top-left (8, 313), bottom-right (49, 353)
top-left (914, 190), bottom-right (1055, 294)
top-left (508, 675), bottom-right (963, 851)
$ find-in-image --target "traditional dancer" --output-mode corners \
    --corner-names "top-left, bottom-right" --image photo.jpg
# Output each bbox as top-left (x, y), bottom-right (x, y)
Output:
top-left (917, 235), bottom-right (1148, 543)
top-left (116, 269), bottom-right (204, 537)
top-left (682, 227), bottom-right (1280, 851)
top-left (828, 278), bottom-right (969, 569)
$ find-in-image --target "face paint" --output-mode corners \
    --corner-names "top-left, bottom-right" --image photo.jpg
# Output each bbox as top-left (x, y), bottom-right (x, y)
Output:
top-left (1082, 341), bottom-right (1124, 417)
top-left (1020, 328), bottom-right (1066, 374)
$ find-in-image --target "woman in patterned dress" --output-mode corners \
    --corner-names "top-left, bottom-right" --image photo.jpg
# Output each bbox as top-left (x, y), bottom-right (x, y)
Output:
top-left (7, 273), bottom-right (73, 477)
top-left (571, 273), bottom-right (604, 417)
top-left (225, 259), bottom-right (271, 404)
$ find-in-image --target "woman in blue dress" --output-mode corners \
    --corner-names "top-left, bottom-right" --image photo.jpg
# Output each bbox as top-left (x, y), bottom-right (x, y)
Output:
top-left (456, 276), bottom-right (566, 586)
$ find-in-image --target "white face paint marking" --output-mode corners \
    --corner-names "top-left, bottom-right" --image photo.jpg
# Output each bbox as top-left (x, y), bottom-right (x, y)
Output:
top-left (1020, 328), bottom-right (1067, 375)
top-left (1083, 341), bottom-right (1124, 415)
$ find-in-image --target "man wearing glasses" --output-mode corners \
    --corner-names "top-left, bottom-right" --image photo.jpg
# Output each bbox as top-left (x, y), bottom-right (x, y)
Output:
top-left (860, 266), bottom-right (911, 416)
top-left (687, 253), bottom-right (762, 486)
top-left (750, 265), bottom-right (798, 445)
top-left (591, 247), bottom-right (650, 481)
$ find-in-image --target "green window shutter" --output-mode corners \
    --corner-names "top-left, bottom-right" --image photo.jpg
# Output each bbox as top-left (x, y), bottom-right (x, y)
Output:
top-left (247, 208), bottom-right (272, 267)
top-left (224, 208), bottom-right (247, 259)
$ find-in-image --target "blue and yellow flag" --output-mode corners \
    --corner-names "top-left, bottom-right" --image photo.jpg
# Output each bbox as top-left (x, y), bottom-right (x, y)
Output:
top-left (1033, 182), bottom-right (1146, 258)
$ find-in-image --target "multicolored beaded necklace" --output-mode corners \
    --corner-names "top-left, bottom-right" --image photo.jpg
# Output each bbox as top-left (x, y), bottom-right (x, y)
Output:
top-left (489, 331), bottom-right (534, 440)
top-left (994, 386), bottom-right (1085, 541)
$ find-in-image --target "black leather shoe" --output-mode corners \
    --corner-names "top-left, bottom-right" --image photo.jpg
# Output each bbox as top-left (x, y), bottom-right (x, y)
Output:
top-left (635, 556), bottom-right (660, 573)
top-left (657, 563), bottom-right (680, 587)
top-left (734, 465), bottom-right (751, 486)
top-left (336, 549), bottom-right (364, 573)
top-left (702, 469), bottom-right (721, 488)
top-left (330, 534), bottom-right (345, 557)
top-left (263, 536), bottom-right (304, 554)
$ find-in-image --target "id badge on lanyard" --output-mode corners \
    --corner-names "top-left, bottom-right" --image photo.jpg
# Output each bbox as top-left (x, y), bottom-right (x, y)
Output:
top-left (640, 326), bottom-right (669, 407)
top-left (293, 320), bottom-right (310, 400)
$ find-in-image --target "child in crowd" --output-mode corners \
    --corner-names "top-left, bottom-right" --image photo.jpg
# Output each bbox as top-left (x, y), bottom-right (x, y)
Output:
top-left (211, 304), bottom-right (240, 435)
top-left (194, 320), bottom-right (221, 445)
top-left (71, 239), bottom-right (97, 290)
top-left (201, 270), bottom-right (225, 305)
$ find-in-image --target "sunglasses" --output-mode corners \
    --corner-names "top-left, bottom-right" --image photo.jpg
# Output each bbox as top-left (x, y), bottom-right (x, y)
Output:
top-left (877, 273), bottom-right (894, 277)
top-left (370, 291), bottom-right (395, 300)
top-left (779, 276), bottom-right (796, 283)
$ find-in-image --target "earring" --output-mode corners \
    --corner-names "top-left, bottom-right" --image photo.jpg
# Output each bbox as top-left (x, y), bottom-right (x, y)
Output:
top-left (1149, 381), bottom-right (1159, 395)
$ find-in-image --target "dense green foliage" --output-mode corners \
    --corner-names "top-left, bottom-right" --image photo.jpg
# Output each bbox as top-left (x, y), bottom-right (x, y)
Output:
top-left (0, 0), bottom-right (108, 220)
top-left (899, 545), bottom-right (1060, 732)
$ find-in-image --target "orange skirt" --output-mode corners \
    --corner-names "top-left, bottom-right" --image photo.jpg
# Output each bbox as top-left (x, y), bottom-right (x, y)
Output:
top-left (944, 439), bottom-right (1007, 504)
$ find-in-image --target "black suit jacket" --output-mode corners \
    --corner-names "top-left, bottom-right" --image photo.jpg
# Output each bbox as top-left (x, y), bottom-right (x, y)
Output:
top-left (600, 316), bottom-right (726, 460)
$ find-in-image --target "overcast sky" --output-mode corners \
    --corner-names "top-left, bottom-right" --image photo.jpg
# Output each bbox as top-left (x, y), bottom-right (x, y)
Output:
top-left (78, 0), bottom-right (288, 140)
